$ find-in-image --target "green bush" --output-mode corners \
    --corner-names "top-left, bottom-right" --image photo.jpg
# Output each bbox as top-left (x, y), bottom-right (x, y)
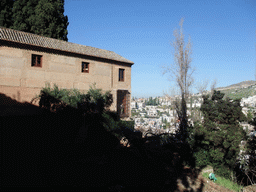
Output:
top-left (194, 149), bottom-right (210, 167)
top-left (214, 165), bottom-right (233, 180)
top-left (120, 120), bottom-right (135, 131)
top-left (32, 82), bottom-right (113, 113)
top-left (102, 111), bottom-right (136, 140)
top-left (102, 112), bottom-right (120, 132)
top-left (32, 83), bottom-right (139, 148)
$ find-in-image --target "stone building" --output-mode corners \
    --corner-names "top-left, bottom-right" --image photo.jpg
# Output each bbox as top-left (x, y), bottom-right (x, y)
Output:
top-left (0, 27), bottom-right (134, 117)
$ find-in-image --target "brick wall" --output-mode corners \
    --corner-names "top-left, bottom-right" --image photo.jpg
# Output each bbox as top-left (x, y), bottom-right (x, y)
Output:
top-left (0, 44), bottom-right (131, 116)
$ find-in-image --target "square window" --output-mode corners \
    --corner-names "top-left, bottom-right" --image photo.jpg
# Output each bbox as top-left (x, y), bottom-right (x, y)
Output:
top-left (82, 62), bottom-right (89, 73)
top-left (119, 68), bottom-right (125, 81)
top-left (31, 54), bottom-right (42, 67)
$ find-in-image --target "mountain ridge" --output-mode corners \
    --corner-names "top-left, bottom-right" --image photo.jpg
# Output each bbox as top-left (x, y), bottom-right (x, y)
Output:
top-left (216, 80), bottom-right (256, 91)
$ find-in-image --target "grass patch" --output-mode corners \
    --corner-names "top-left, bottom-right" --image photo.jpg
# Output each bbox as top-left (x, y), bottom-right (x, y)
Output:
top-left (202, 172), bottom-right (243, 192)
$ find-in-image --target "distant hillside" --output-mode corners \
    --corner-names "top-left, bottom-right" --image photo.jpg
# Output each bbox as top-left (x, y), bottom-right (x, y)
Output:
top-left (217, 80), bottom-right (256, 91)
top-left (216, 80), bottom-right (256, 100)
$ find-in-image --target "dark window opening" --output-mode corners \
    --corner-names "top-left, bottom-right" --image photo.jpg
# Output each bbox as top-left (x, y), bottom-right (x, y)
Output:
top-left (82, 62), bottom-right (89, 73)
top-left (119, 68), bottom-right (125, 81)
top-left (117, 90), bottom-right (130, 117)
top-left (31, 54), bottom-right (42, 67)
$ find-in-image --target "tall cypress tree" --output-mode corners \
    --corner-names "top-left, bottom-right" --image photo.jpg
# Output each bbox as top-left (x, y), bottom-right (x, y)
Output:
top-left (0, 0), bottom-right (14, 28)
top-left (11, 0), bottom-right (69, 41)
top-left (32, 0), bottom-right (69, 41)
top-left (12, 0), bottom-right (38, 32)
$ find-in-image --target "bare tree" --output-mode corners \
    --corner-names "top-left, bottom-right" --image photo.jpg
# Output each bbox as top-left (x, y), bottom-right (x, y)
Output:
top-left (196, 79), bottom-right (209, 95)
top-left (163, 18), bottom-right (194, 141)
top-left (188, 79), bottom-right (208, 124)
top-left (210, 79), bottom-right (217, 93)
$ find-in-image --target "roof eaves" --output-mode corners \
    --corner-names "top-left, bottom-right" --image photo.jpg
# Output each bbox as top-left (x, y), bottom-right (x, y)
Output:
top-left (0, 27), bottom-right (134, 65)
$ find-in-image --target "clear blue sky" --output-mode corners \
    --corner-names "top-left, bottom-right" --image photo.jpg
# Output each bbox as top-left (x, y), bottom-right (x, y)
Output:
top-left (64, 0), bottom-right (256, 98)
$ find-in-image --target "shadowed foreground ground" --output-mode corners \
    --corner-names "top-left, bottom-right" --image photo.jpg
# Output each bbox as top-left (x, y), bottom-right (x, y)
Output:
top-left (2, 93), bottom-right (255, 191)
top-left (2, 111), bottom-right (239, 191)
top-left (1, 112), bottom-right (198, 191)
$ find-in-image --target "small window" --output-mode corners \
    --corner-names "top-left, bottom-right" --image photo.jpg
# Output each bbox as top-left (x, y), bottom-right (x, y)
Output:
top-left (119, 68), bottom-right (125, 81)
top-left (82, 62), bottom-right (89, 73)
top-left (31, 54), bottom-right (42, 67)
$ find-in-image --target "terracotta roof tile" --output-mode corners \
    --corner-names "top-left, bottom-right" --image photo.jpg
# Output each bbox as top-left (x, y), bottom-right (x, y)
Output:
top-left (0, 27), bottom-right (134, 64)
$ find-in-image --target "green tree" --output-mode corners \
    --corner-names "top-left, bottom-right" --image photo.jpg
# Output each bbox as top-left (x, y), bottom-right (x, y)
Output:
top-left (191, 90), bottom-right (247, 179)
top-left (247, 110), bottom-right (253, 122)
top-left (0, 0), bottom-right (14, 28)
top-left (145, 97), bottom-right (158, 106)
top-left (11, 0), bottom-right (68, 41)
top-left (153, 98), bottom-right (156, 106)
top-left (32, 0), bottom-right (68, 41)
top-left (12, 0), bottom-right (38, 32)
